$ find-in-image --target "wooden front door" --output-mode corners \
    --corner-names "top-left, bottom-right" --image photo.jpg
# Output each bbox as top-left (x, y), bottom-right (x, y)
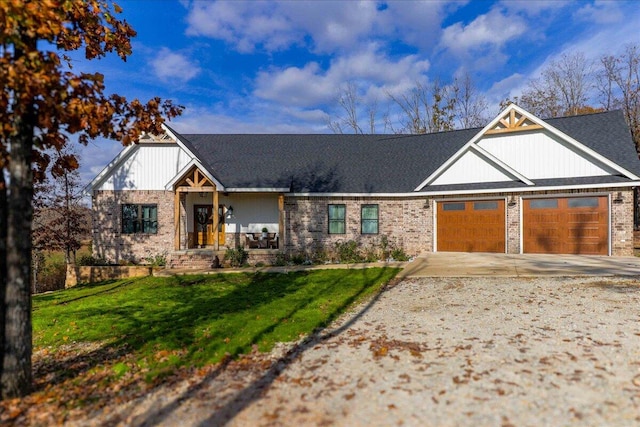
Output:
top-left (194, 205), bottom-right (214, 247)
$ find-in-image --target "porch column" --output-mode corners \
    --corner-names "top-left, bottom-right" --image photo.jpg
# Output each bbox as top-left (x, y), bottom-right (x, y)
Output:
top-left (174, 189), bottom-right (181, 250)
top-left (278, 194), bottom-right (285, 249)
top-left (213, 187), bottom-right (219, 250)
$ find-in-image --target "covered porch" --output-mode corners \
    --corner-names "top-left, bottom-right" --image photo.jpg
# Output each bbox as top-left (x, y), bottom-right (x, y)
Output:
top-left (172, 166), bottom-right (285, 252)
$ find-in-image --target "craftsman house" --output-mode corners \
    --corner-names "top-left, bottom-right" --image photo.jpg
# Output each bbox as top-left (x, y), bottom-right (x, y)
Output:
top-left (86, 104), bottom-right (640, 268)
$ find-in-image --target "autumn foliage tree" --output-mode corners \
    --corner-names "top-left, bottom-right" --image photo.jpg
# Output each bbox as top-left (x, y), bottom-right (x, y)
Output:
top-left (0, 0), bottom-right (182, 398)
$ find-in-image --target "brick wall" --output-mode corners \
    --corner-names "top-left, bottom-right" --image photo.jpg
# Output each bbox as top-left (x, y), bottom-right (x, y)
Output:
top-left (284, 196), bottom-right (431, 257)
top-left (611, 188), bottom-right (635, 256)
top-left (283, 188), bottom-right (635, 258)
top-left (92, 190), bottom-right (175, 263)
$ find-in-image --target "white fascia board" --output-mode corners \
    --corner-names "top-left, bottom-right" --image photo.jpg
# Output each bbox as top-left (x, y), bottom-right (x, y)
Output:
top-left (164, 158), bottom-right (225, 191)
top-left (290, 180), bottom-right (639, 198)
top-left (504, 105), bottom-right (640, 180)
top-left (161, 123), bottom-right (199, 160)
top-left (82, 143), bottom-right (139, 196)
top-left (225, 188), bottom-right (290, 193)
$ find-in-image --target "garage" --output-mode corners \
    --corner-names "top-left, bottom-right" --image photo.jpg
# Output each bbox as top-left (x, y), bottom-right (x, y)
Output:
top-left (523, 196), bottom-right (608, 255)
top-left (437, 199), bottom-right (505, 253)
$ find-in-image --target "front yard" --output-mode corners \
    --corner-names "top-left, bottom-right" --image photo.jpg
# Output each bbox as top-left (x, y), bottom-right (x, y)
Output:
top-left (1, 268), bottom-right (399, 425)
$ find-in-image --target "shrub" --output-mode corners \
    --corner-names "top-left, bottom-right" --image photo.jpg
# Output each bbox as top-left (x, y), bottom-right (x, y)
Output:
top-left (289, 251), bottom-right (308, 265)
top-left (334, 240), bottom-right (364, 263)
top-left (390, 247), bottom-right (410, 261)
top-left (273, 252), bottom-right (287, 266)
top-left (145, 253), bottom-right (167, 267)
top-left (77, 254), bottom-right (108, 266)
top-left (225, 246), bottom-right (248, 267)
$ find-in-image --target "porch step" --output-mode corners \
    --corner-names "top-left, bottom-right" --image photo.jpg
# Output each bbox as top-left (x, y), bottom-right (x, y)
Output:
top-left (169, 250), bottom-right (221, 269)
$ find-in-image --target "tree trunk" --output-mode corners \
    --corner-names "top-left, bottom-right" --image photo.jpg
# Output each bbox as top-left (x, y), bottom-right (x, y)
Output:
top-left (0, 171), bottom-right (7, 385)
top-left (1, 118), bottom-right (35, 398)
top-left (1, 36), bottom-right (36, 398)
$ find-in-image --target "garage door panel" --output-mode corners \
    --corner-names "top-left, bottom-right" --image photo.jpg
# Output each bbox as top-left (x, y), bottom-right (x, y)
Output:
top-left (524, 196), bottom-right (608, 255)
top-left (437, 200), bottom-right (505, 253)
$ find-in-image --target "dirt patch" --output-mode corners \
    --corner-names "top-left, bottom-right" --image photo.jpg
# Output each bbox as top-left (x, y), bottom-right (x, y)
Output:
top-left (31, 277), bottom-right (640, 426)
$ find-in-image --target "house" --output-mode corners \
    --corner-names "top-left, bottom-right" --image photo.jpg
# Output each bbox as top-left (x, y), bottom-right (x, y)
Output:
top-left (86, 104), bottom-right (640, 268)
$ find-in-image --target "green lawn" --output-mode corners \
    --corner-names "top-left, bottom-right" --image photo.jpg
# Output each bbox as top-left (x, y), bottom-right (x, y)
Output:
top-left (33, 268), bottom-right (399, 382)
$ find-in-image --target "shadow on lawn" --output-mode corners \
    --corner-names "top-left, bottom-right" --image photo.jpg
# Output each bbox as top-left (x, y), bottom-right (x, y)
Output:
top-left (27, 268), bottom-right (397, 423)
top-left (125, 267), bottom-right (399, 427)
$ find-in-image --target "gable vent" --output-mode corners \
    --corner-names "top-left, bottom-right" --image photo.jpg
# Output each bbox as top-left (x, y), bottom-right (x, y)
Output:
top-left (485, 109), bottom-right (543, 135)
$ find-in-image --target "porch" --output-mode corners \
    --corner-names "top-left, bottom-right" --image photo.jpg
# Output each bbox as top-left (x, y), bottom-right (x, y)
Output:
top-left (173, 166), bottom-right (285, 253)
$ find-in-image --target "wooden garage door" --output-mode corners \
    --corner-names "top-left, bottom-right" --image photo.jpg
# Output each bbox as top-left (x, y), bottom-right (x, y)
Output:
top-left (437, 200), bottom-right (505, 253)
top-left (523, 196), bottom-right (608, 255)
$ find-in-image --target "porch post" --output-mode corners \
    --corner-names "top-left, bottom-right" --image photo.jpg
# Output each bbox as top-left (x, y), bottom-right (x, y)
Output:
top-left (174, 189), bottom-right (181, 250)
top-left (213, 186), bottom-right (219, 250)
top-left (278, 194), bottom-right (284, 249)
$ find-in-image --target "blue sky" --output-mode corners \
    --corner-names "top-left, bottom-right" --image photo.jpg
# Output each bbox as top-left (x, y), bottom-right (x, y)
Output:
top-left (77, 0), bottom-right (640, 184)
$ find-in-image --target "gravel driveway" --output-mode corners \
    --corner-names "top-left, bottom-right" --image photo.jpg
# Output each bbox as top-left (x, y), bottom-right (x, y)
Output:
top-left (82, 276), bottom-right (640, 427)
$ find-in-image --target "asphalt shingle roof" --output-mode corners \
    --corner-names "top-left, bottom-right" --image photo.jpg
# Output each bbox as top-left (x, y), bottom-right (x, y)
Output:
top-left (168, 110), bottom-right (640, 193)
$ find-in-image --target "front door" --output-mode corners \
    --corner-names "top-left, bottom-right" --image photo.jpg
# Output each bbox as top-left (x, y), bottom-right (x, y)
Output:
top-left (194, 205), bottom-right (214, 247)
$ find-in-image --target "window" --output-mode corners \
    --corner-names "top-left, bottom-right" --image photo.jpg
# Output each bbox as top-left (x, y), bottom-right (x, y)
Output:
top-left (529, 199), bottom-right (558, 209)
top-left (442, 202), bottom-right (465, 211)
top-left (567, 197), bottom-right (599, 208)
top-left (122, 204), bottom-right (158, 234)
top-left (361, 204), bottom-right (379, 234)
top-left (474, 201), bottom-right (498, 210)
top-left (328, 204), bottom-right (346, 234)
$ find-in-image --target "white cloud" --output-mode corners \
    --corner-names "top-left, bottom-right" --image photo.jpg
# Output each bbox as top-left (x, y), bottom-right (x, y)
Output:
top-left (440, 7), bottom-right (527, 58)
top-left (254, 45), bottom-right (430, 107)
top-left (185, 1), bottom-right (301, 53)
top-left (151, 48), bottom-right (200, 82)
top-left (499, 0), bottom-right (570, 16)
top-left (575, 0), bottom-right (624, 24)
top-left (185, 1), bottom-right (456, 54)
top-left (171, 106), bottom-right (321, 134)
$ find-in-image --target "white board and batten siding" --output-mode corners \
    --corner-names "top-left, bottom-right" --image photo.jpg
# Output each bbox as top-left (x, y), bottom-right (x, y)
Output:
top-left (95, 145), bottom-right (193, 191)
top-left (430, 149), bottom-right (517, 186)
top-left (477, 131), bottom-right (615, 179)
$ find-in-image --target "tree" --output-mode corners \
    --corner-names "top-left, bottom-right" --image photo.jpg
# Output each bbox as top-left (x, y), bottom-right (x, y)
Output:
top-left (32, 149), bottom-right (88, 267)
top-left (386, 79), bottom-right (456, 134)
top-left (0, 1), bottom-right (182, 398)
top-left (597, 44), bottom-right (640, 154)
top-left (516, 52), bottom-right (593, 118)
top-left (452, 73), bottom-right (489, 128)
top-left (327, 81), bottom-right (380, 134)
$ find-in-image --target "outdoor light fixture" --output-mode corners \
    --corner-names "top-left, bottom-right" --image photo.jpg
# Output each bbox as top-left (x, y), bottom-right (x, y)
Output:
top-left (226, 206), bottom-right (234, 218)
top-left (613, 192), bottom-right (624, 204)
top-left (508, 195), bottom-right (517, 207)
top-left (423, 200), bottom-right (430, 209)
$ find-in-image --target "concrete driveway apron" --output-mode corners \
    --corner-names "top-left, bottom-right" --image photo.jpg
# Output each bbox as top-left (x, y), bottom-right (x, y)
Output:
top-left (400, 252), bottom-right (640, 277)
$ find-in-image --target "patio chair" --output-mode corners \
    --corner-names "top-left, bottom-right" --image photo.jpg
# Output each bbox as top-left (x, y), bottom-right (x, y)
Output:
top-left (267, 233), bottom-right (279, 249)
top-left (245, 233), bottom-right (260, 249)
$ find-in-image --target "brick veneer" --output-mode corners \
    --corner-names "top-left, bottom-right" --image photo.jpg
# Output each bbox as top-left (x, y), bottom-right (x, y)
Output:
top-left (92, 190), bottom-right (175, 263)
top-left (92, 187), bottom-right (635, 265)
top-left (284, 196), bottom-right (432, 257)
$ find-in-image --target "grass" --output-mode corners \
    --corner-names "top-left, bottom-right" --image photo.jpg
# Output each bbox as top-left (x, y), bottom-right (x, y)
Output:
top-left (32, 268), bottom-right (399, 382)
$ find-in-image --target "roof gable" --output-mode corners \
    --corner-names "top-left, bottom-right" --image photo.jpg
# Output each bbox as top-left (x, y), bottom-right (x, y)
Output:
top-left (415, 105), bottom-right (640, 191)
top-left (88, 108), bottom-right (640, 196)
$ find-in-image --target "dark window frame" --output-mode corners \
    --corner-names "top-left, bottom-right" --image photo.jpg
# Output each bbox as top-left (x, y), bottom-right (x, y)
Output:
top-left (122, 204), bottom-right (158, 234)
top-left (328, 204), bottom-right (346, 234)
top-left (361, 204), bottom-right (379, 234)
